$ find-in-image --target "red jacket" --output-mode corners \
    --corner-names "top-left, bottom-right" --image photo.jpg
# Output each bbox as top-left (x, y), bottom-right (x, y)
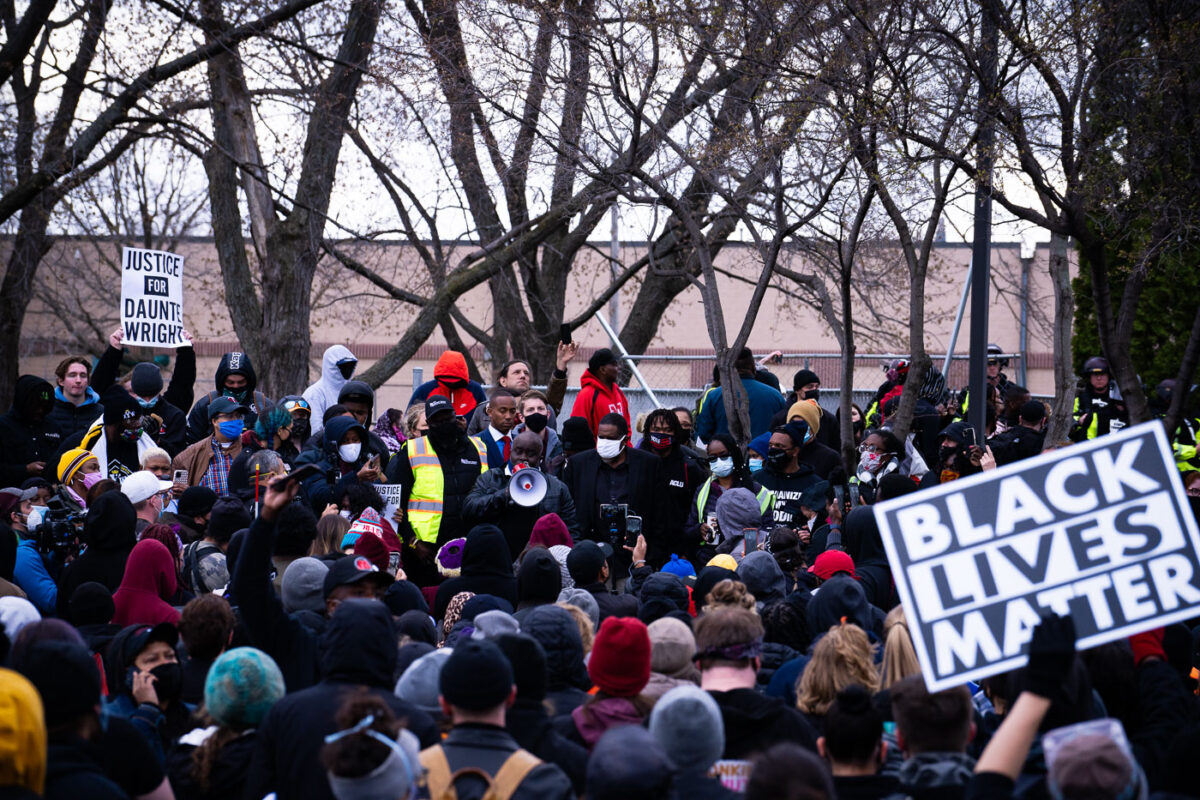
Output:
top-left (112, 539), bottom-right (181, 627)
top-left (571, 369), bottom-right (631, 435)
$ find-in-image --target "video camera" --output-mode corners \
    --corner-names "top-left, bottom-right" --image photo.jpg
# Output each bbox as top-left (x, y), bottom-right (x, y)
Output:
top-left (32, 496), bottom-right (85, 557)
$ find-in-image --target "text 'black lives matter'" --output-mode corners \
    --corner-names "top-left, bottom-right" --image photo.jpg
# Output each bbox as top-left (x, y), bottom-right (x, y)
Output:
top-left (873, 422), bottom-right (1200, 691)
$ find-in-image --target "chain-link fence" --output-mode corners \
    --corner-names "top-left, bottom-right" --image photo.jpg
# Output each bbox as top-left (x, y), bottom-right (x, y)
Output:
top-left (554, 351), bottom-right (1024, 432)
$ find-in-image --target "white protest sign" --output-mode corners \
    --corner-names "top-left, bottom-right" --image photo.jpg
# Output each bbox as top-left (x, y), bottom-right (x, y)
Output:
top-left (874, 422), bottom-right (1200, 692)
top-left (374, 483), bottom-right (404, 522)
top-left (120, 246), bottom-right (185, 347)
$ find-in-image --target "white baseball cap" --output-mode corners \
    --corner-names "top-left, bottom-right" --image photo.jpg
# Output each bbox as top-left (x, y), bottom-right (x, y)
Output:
top-left (120, 470), bottom-right (174, 505)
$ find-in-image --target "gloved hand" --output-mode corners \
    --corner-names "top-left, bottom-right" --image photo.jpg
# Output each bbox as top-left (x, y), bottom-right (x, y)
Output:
top-left (1025, 614), bottom-right (1076, 699)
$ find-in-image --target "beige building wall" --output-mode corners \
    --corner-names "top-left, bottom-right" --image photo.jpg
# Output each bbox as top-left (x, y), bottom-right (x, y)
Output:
top-left (15, 238), bottom-right (1068, 412)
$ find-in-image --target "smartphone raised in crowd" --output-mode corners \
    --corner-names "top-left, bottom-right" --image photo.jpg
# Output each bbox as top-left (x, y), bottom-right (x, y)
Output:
top-left (625, 514), bottom-right (643, 548)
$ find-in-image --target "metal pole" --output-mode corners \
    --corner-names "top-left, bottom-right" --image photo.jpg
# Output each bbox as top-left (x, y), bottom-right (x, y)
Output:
top-left (1019, 242), bottom-right (1033, 387)
top-left (412, 367), bottom-right (423, 390)
top-left (968, 8), bottom-right (998, 444)
top-left (595, 312), bottom-right (662, 408)
top-left (943, 258), bottom-right (973, 377)
top-left (609, 206), bottom-right (620, 331)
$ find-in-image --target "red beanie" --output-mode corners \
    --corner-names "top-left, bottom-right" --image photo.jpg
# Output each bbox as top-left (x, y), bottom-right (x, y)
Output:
top-left (588, 617), bottom-right (651, 697)
top-left (353, 533), bottom-right (390, 573)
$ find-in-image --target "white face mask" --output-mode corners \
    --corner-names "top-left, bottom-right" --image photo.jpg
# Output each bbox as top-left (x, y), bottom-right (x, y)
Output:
top-left (596, 436), bottom-right (625, 460)
top-left (26, 506), bottom-right (46, 529)
top-left (338, 443), bottom-right (362, 463)
top-left (710, 457), bottom-right (734, 478)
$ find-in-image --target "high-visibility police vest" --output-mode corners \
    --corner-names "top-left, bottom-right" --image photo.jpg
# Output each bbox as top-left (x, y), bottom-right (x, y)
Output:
top-left (405, 435), bottom-right (488, 544)
top-left (694, 476), bottom-right (774, 523)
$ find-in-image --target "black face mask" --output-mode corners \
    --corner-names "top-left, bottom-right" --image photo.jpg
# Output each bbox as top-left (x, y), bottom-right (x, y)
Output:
top-left (149, 662), bottom-right (182, 705)
top-left (428, 420), bottom-right (461, 450)
top-left (291, 418), bottom-right (311, 443)
top-left (767, 449), bottom-right (792, 472)
top-left (803, 389), bottom-right (820, 401)
top-left (523, 413), bottom-right (548, 433)
top-left (337, 361), bottom-right (356, 380)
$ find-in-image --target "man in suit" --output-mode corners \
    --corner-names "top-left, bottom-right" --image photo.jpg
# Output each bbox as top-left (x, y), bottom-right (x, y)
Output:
top-left (472, 388), bottom-right (519, 471)
top-left (562, 412), bottom-right (666, 578)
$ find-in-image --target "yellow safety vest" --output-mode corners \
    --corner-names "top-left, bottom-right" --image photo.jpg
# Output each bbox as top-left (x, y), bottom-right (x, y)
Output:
top-left (405, 435), bottom-right (488, 544)
top-left (694, 476), bottom-right (774, 521)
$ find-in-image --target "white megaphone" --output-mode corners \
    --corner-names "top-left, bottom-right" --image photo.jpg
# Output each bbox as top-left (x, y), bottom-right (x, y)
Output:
top-left (508, 466), bottom-right (547, 507)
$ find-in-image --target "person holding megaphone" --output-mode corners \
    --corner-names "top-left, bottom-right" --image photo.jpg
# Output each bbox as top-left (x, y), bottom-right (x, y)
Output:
top-left (463, 431), bottom-right (579, 560)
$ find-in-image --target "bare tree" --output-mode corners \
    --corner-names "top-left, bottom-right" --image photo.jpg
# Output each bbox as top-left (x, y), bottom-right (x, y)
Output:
top-left (0, 0), bottom-right (323, 407)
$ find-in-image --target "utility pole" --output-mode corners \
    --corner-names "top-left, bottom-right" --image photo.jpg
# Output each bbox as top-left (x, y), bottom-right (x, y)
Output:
top-left (968, 6), bottom-right (998, 444)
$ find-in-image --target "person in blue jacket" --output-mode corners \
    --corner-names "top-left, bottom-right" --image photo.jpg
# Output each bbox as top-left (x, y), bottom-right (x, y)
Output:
top-left (695, 349), bottom-right (786, 443)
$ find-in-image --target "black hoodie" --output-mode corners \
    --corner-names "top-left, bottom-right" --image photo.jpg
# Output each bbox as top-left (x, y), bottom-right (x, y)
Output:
top-left (842, 507), bottom-right (896, 610)
top-left (184, 352), bottom-right (271, 445)
top-left (707, 687), bottom-right (818, 760)
top-left (521, 604), bottom-right (592, 716)
top-left (244, 599), bottom-right (438, 800)
top-left (434, 524), bottom-right (519, 619)
top-left (0, 375), bottom-right (62, 486)
top-left (57, 492), bottom-right (138, 617)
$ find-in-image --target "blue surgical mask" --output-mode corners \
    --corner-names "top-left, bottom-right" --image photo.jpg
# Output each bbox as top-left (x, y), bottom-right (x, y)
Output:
top-left (218, 420), bottom-right (244, 440)
top-left (748, 458), bottom-right (763, 472)
top-left (137, 396), bottom-right (157, 409)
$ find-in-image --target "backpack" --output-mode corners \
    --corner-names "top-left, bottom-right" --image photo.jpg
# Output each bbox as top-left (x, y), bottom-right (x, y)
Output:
top-left (182, 540), bottom-right (222, 594)
top-left (419, 745), bottom-right (541, 800)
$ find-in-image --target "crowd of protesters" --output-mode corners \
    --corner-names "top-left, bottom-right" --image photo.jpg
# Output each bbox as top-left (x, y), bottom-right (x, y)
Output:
top-left (0, 328), bottom-right (1196, 799)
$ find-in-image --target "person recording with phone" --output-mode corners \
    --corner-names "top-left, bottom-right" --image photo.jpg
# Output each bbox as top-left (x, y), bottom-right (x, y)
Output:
top-left (562, 412), bottom-right (665, 579)
top-left (920, 421), bottom-right (985, 488)
top-left (463, 430), bottom-right (579, 558)
top-left (292, 416), bottom-right (383, 512)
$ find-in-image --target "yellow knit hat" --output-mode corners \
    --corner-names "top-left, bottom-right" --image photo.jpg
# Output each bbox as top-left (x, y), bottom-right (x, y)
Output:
top-left (57, 448), bottom-right (98, 484)
top-left (706, 554), bottom-right (738, 571)
top-left (0, 668), bottom-right (46, 794)
top-left (786, 399), bottom-right (821, 435)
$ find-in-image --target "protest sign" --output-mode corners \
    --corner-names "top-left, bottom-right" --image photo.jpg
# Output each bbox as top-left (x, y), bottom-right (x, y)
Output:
top-left (374, 483), bottom-right (404, 522)
top-left (120, 246), bottom-right (185, 347)
top-left (874, 422), bottom-right (1200, 692)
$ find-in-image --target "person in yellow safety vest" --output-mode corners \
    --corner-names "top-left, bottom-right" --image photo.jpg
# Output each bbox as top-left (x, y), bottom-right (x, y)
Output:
top-left (385, 395), bottom-right (487, 586)
top-left (683, 434), bottom-right (774, 565)
top-left (1070, 356), bottom-right (1129, 442)
top-left (1150, 379), bottom-right (1200, 473)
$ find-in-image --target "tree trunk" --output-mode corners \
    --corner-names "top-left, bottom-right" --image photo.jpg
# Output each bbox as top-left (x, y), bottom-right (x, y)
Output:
top-left (839, 259), bottom-right (857, 474)
top-left (1045, 232), bottom-right (1076, 444)
top-left (1164, 300), bottom-right (1200, 442)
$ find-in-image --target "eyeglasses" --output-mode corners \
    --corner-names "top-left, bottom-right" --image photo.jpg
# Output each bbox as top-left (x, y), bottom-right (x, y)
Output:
top-left (858, 444), bottom-right (882, 454)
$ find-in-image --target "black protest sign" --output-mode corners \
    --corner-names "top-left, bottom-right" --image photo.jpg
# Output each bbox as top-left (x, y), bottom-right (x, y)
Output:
top-left (120, 246), bottom-right (185, 347)
top-left (873, 422), bottom-right (1200, 691)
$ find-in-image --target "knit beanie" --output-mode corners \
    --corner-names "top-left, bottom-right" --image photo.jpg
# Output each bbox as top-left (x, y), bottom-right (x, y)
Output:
top-left (706, 554), bottom-right (738, 571)
top-left (57, 448), bottom-right (98, 484)
top-left (209, 497), bottom-right (252, 545)
top-left (660, 554), bottom-right (696, 579)
top-left (528, 513), bottom-right (573, 549)
top-left (588, 617), bottom-right (651, 697)
top-left (548, 545), bottom-right (574, 590)
top-left (649, 685), bottom-right (725, 772)
top-left (470, 610), bottom-right (520, 641)
top-left (560, 417), bottom-right (594, 453)
top-left (439, 639), bottom-right (514, 712)
top-left (556, 587), bottom-right (599, 629)
top-left (648, 617), bottom-right (697, 676)
top-left (281, 558), bottom-right (329, 614)
top-left (586, 725), bottom-right (673, 800)
top-left (0, 598), bottom-right (39, 642)
top-left (204, 647), bottom-right (285, 730)
top-left (494, 633), bottom-right (548, 702)
top-left (786, 399), bottom-right (821, 434)
top-left (394, 648), bottom-right (452, 714)
top-left (383, 580), bottom-right (429, 617)
top-left (129, 363), bottom-right (163, 398)
top-left (68, 582), bottom-right (115, 626)
top-left (436, 538), bottom-right (466, 578)
top-left (178, 486), bottom-right (218, 520)
top-left (101, 386), bottom-right (139, 427)
top-left (395, 610), bottom-right (437, 647)
top-left (353, 533), bottom-right (390, 573)
top-left (792, 369), bottom-right (820, 391)
top-left (13, 639), bottom-right (100, 728)
top-left (0, 668), bottom-right (45, 794)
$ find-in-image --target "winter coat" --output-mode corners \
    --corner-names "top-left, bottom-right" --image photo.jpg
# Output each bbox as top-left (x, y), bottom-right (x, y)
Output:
top-left (505, 698), bottom-right (589, 794)
top-left (707, 688), bottom-right (818, 759)
top-left (637, 442), bottom-right (708, 561)
top-left (427, 724), bottom-right (574, 800)
top-left (244, 600), bottom-right (439, 800)
top-left (695, 376), bottom-right (785, 442)
top-left (294, 416), bottom-right (374, 512)
top-left (171, 435), bottom-right (243, 496)
top-left (843, 506), bottom-right (897, 610)
top-left (43, 739), bottom-right (129, 800)
top-left (772, 394), bottom-right (841, 452)
top-left (566, 696), bottom-right (646, 749)
top-left (988, 424), bottom-right (1047, 467)
top-left (184, 352), bottom-right (271, 445)
top-left (434, 525), bottom-right (519, 620)
top-left (167, 728), bottom-right (258, 800)
top-left (0, 375), bottom-right (63, 486)
top-left (385, 429), bottom-right (487, 553)
top-left (302, 345), bottom-right (357, 423)
top-left (798, 440), bottom-right (843, 481)
top-left (463, 468), bottom-right (579, 559)
top-left (408, 351), bottom-right (487, 417)
top-left (893, 752), bottom-right (977, 800)
top-left (569, 368), bottom-right (631, 435)
top-left (57, 492), bottom-right (138, 618)
top-left (562, 446), bottom-right (666, 567)
top-left (754, 464), bottom-right (821, 530)
top-left (520, 605), bottom-right (591, 715)
top-left (111, 539), bottom-right (181, 627)
top-left (47, 386), bottom-right (103, 443)
top-left (90, 344), bottom-right (195, 457)
top-left (231, 514), bottom-right (324, 692)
